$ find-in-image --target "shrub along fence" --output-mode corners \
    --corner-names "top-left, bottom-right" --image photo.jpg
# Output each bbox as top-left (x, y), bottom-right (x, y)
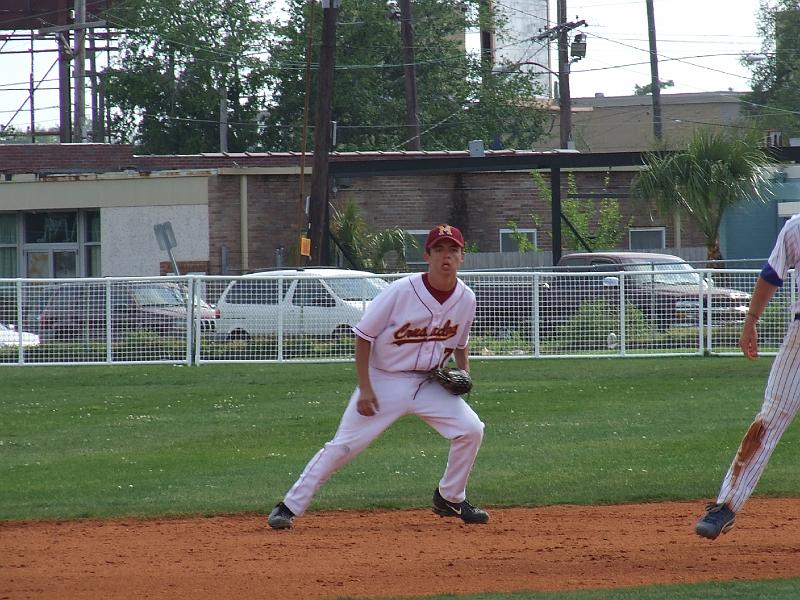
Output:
top-left (0, 268), bottom-right (793, 366)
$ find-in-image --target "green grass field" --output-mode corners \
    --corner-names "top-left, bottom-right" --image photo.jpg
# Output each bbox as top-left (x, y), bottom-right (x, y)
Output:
top-left (337, 578), bottom-right (800, 600)
top-left (3, 356), bottom-right (799, 599)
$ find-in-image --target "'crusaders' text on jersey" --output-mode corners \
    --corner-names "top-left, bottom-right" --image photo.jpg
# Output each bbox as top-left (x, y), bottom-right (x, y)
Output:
top-left (353, 273), bottom-right (476, 372)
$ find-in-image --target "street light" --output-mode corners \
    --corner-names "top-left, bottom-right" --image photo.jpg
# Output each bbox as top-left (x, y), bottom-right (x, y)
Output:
top-left (743, 52), bottom-right (769, 63)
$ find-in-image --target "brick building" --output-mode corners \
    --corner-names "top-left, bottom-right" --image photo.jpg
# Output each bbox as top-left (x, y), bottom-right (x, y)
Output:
top-left (0, 143), bottom-right (713, 278)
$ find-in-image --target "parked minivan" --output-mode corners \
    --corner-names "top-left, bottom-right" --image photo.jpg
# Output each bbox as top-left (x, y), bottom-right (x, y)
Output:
top-left (214, 268), bottom-right (389, 340)
top-left (36, 280), bottom-right (216, 342)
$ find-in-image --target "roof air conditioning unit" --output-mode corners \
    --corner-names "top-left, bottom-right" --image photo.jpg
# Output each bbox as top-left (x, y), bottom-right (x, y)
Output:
top-left (765, 130), bottom-right (783, 147)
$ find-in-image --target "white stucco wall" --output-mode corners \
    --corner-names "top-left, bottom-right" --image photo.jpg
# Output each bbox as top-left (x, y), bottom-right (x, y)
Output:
top-left (0, 172), bottom-right (211, 277)
top-left (495, 0), bottom-right (552, 96)
top-left (102, 204), bottom-right (209, 276)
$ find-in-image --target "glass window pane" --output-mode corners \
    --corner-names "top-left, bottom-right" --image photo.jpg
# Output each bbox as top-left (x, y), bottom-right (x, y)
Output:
top-left (0, 247), bottom-right (17, 278)
top-left (405, 232), bottom-right (428, 264)
top-left (26, 252), bottom-right (50, 278)
top-left (86, 245), bottom-right (101, 276)
top-left (54, 251), bottom-right (77, 278)
top-left (25, 212), bottom-right (78, 243)
top-left (85, 211), bottom-right (101, 242)
top-left (629, 228), bottom-right (665, 250)
top-left (0, 214), bottom-right (16, 244)
top-left (500, 229), bottom-right (537, 252)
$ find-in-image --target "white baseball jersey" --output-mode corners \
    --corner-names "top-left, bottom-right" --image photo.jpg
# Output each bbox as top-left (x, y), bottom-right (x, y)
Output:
top-left (279, 272), bottom-right (484, 517)
top-left (760, 212), bottom-right (800, 313)
top-left (353, 274), bottom-right (475, 372)
top-left (717, 213), bottom-right (800, 512)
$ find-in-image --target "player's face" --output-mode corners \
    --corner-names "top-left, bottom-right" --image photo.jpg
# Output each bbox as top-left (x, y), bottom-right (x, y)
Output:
top-left (424, 240), bottom-right (464, 274)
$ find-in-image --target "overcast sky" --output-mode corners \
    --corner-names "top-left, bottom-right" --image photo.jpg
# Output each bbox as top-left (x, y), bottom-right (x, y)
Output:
top-left (0, 0), bottom-right (764, 135)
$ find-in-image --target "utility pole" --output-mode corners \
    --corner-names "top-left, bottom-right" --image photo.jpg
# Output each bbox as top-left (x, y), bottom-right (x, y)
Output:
top-left (219, 84), bottom-right (228, 152)
top-left (88, 29), bottom-right (102, 142)
top-left (58, 31), bottom-right (72, 142)
top-left (536, 2), bottom-right (584, 149)
top-left (309, 0), bottom-right (339, 265)
top-left (29, 31), bottom-right (36, 143)
top-left (556, 0), bottom-right (571, 149)
top-left (73, 0), bottom-right (86, 142)
top-left (399, 0), bottom-right (421, 150)
top-left (534, 2), bottom-right (585, 263)
top-left (645, 0), bottom-right (663, 141)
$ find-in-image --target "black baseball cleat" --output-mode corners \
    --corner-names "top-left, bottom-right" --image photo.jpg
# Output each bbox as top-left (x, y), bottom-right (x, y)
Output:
top-left (432, 488), bottom-right (489, 524)
top-left (695, 502), bottom-right (736, 539)
top-left (268, 502), bottom-right (296, 529)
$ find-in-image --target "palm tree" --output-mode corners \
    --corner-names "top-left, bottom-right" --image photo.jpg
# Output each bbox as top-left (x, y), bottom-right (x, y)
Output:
top-left (330, 200), bottom-right (416, 272)
top-left (632, 130), bottom-right (774, 263)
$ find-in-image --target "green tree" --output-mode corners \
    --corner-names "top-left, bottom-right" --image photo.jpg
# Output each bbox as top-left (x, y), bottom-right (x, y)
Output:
top-left (632, 129), bottom-right (773, 263)
top-left (633, 79), bottom-right (674, 95)
top-left (744, 1), bottom-right (800, 140)
top-left (103, 0), bottom-right (271, 153)
top-left (330, 199), bottom-right (416, 272)
top-left (260, 0), bottom-right (548, 151)
top-left (530, 171), bottom-right (628, 252)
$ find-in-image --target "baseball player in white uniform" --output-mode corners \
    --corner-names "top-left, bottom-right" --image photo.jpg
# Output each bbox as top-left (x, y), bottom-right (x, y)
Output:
top-left (696, 212), bottom-right (800, 539)
top-left (268, 224), bottom-right (489, 529)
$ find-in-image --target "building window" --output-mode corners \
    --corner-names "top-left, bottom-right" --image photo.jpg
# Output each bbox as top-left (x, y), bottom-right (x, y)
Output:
top-left (404, 230), bottom-right (429, 266)
top-left (0, 213), bottom-right (18, 278)
top-left (85, 210), bottom-right (101, 276)
top-left (13, 210), bottom-right (101, 278)
top-left (500, 228), bottom-right (537, 252)
top-left (629, 227), bottom-right (665, 250)
top-left (24, 212), bottom-right (78, 244)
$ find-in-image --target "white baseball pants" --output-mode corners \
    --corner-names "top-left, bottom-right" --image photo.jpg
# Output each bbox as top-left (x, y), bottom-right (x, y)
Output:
top-left (281, 368), bottom-right (485, 516)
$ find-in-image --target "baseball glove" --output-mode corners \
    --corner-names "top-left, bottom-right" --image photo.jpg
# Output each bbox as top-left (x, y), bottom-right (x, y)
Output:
top-left (430, 367), bottom-right (473, 395)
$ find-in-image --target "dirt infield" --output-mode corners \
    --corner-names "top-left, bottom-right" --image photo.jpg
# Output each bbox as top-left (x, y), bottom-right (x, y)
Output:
top-left (3, 498), bottom-right (800, 600)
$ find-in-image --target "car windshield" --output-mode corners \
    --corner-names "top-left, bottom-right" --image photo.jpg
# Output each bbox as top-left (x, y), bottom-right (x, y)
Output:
top-left (623, 261), bottom-right (702, 285)
top-left (325, 277), bottom-right (389, 301)
top-left (133, 285), bottom-right (185, 306)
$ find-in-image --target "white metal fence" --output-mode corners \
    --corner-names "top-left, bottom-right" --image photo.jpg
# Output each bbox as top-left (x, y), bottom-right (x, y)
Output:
top-left (0, 268), bottom-right (794, 366)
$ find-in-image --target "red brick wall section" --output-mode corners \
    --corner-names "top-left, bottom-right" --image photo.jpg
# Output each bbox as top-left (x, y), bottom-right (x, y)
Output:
top-left (326, 169), bottom-right (705, 255)
top-left (159, 261), bottom-right (210, 276)
top-left (207, 176), bottom-right (242, 274)
top-left (206, 174), bottom-right (311, 274)
top-left (246, 174), bottom-right (309, 271)
top-left (0, 144), bottom-right (138, 175)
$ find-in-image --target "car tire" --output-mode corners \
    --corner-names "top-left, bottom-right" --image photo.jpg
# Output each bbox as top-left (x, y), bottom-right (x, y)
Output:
top-left (332, 324), bottom-right (355, 341)
top-left (228, 329), bottom-right (251, 342)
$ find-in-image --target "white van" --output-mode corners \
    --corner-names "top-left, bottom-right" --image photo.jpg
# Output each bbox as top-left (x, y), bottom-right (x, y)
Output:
top-left (214, 268), bottom-right (389, 340)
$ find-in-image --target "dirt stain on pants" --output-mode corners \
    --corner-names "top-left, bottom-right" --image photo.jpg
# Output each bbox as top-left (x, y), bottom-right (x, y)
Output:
top-left (731, 419), bottom-right (766, 482)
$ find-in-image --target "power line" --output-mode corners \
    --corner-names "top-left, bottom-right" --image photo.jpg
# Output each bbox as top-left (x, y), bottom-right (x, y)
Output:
top-left (571, 53), bottom-right (752, 75)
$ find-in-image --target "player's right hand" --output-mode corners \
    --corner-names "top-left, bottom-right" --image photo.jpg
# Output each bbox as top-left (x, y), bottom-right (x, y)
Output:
top-left (739, 321), bottom-right (759, 360)
top-left (356, 390), bottom-right (379, 416)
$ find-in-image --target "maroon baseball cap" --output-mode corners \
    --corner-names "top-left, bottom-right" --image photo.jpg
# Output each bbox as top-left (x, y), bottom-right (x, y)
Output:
top-left (425, 224), bottom-right (465, 251)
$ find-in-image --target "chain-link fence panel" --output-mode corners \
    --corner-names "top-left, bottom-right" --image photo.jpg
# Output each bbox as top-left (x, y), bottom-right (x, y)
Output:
top-left (708, 269), bottom-right (795, 356)
top-left (198, 270), bottom-right (393, 363)
top-left (463, 267), bottom-right (786, 359)
top-left (1, 268), bottom-right (795, 365)
top-left (0, 277), bottom-right (215, 365)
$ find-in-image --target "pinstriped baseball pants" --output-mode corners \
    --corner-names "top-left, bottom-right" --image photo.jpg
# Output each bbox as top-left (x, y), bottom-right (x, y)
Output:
top-left (718, 320), bottom-right (800, 513)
